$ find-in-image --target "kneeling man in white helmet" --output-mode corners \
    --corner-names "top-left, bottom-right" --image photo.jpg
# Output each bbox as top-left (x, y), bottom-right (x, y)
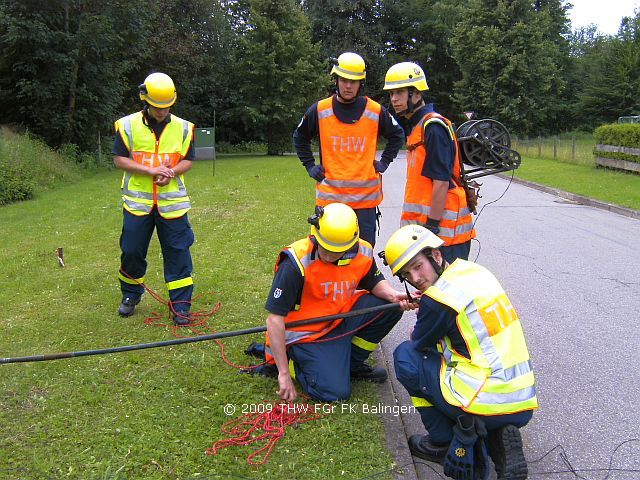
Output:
top-left (380, 225), bottom-right (538, 480)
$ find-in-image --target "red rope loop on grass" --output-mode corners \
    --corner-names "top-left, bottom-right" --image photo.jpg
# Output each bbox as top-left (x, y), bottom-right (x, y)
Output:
top-left (119, 268), bottom-right (264, 370)
top-left (205, 398), bottom-right (325, 465)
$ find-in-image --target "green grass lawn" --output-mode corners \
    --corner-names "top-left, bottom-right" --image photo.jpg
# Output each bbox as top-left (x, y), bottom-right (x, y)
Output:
top-left (0, 157), bottom-right (397, 480)
top-left (514, 156), bottom-right (640, 211)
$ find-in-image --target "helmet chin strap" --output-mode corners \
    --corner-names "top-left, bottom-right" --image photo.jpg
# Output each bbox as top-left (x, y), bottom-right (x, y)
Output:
top-left (427, 253), bottom-right (445, 277)
top-left (396, 88), bottom-right (423, 117)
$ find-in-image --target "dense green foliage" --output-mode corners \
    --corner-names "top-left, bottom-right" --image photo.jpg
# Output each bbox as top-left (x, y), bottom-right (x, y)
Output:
top-left (0, 0), bottom-right (639, 151)
top-left (594, 124), bottom-right (640, 164)
top-left (0, 128), bottom-right (91, 205)
top-left (594, 124), bottom-right (640, 147)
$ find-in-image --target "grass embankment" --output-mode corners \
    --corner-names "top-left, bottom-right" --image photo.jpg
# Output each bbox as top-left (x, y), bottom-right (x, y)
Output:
top-left (0, 127), bottom-right (105, 205)
top-left (512, 132), bottom-right (640, 211)
top-left (0, 156), bottom-right (397, 479)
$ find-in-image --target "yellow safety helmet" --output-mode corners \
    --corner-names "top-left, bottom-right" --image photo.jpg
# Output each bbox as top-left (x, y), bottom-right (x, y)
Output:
top-left (382, 225), bottom-right (443, 275)
top-left (139, 72), bottom-right (177, 108)
top-left (383, 62), bottom-right (429, 91)
top-left (308, 203), bottom-right (359, 252)
top-left (330, 52), bottom-right (366, 81)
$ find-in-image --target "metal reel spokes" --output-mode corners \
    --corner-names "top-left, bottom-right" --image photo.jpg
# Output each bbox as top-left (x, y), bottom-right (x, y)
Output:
top-left (455, 119), bottom-right (521, 179)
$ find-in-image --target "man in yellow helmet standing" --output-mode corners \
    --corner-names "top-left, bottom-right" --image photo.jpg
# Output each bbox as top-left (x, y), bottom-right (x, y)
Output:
top-left (383, 62), bottom-right (475, 262)
top-left (293, 52), bottom-right (404, 247)
top-left (112, 72), bottom-right (196, 326)
top-left (381, 225), bottom-right (537, 480)
top-left (255, 203), bottom-right (414, 403)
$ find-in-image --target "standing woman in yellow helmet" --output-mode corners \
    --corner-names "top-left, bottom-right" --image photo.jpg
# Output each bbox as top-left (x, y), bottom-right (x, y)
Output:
top-left (112, 72), bottom-right (197, 326)
top-left (383, 62), bottom-right (475, 262)
top-left (293, 52), bottom-right (404, 247)
top-left (252, 203), bottom-right (414, 403)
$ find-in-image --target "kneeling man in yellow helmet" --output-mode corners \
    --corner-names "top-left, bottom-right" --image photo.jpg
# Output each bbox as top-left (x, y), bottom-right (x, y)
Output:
top-left (255, 203), bottom-right (414, 403)
top-left (381, 225), bottom-right (537, 480)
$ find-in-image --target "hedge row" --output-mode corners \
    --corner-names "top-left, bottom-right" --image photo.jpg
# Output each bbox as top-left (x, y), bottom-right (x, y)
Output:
top-left (594, 124), bottom-right (640, 164)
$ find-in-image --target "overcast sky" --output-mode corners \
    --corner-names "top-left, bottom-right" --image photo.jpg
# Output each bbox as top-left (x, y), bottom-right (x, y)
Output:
top-left (568, 0), bottom-right (639, 35)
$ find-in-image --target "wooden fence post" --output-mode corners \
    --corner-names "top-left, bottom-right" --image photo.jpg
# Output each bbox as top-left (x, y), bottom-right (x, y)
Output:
top-left (553, 136), bottom-right (557, 160)
top-left (572, 136), bottom-right (576, 161)
top-left (538, 136), bottom-right (541, 157)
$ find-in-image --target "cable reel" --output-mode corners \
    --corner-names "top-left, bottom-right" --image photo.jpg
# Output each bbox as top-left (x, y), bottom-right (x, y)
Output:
top-left (455, 119), bottom-right (521, 180)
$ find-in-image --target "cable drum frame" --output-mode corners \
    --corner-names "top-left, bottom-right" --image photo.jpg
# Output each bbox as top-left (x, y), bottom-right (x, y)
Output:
top-left (455, 119), bottom-right (522, 180)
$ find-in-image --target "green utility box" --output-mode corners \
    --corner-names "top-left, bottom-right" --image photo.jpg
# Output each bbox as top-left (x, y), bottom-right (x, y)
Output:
top-left (194, 127), bottom-right (215, 160)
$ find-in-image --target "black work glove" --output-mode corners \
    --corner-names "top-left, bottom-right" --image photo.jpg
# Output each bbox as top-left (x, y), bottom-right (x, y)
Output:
top-left (426, 218), bottom-right (441, 235)
top-left (374, 160), bottom-right (389, 173)
top-left (306, 164), bottom-right (325, 182)
top-left (443, 415), bottom-right (477, 480)
top-left (473, 418), bottom-right (490, 480)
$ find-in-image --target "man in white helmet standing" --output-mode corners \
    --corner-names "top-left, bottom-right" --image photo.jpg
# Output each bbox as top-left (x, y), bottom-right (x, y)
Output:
top-left (112, 72), bottom-right (196, 326)
top-left (383, 62), bottom-right (475, 263)
top-left (293, 52), bottom-right (404, 247)
top-left (381, 224), bottom-right (537, 480)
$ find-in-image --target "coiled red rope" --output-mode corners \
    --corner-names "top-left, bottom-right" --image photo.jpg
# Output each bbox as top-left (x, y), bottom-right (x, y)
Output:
top-left (205, 398), bottom-right (326, 465)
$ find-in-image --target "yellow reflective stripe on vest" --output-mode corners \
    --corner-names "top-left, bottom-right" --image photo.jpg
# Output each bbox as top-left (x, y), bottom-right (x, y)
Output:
top-left (411, 396), bottom-right (433, 408)
top-left (351, 336), bottom-right (378, 352)
top-left (424, 117), bottom-right (455, 141)
top-left (166, 277), bottom-right (193, 291)
top-left (119, 272), bottom-right (145, 285)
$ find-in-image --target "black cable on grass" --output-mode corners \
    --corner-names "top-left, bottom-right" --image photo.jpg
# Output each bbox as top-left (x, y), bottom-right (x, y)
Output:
top-left (0, 303), bottom-right (400, 364)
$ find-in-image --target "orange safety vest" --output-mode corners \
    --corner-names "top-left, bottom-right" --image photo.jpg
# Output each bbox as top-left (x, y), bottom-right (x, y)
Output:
top-left (265, 236), bottom-right (374, 363)
top-left (401, 112), bottom-right (475, 246)
top-left (316, 96), bottom-right (382, 209)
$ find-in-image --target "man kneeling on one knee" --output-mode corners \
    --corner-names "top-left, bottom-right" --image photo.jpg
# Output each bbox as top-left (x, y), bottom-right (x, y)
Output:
top-left (381, 225), bottom-right (538, 480)
top-left (259, 203), bottom-right (414, 403)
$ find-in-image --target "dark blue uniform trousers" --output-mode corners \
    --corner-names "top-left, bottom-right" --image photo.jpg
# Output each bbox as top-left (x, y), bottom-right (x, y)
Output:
top-left (355, 207), bottom-right (378, 247)
top-left (440, 240), bottom-right (471, 264)
top-left (394, 341), bottom-right (533, 444)
top-left (289, 294), bottom-right (403, 402)
top-left (119, 208), bottom-right (195, 310)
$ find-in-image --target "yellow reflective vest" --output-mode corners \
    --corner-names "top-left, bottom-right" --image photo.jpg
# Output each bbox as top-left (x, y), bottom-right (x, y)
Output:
top-left (425, 259), bottom-right (538, 415)
top-left (114, 111), bottom-right (194, 219)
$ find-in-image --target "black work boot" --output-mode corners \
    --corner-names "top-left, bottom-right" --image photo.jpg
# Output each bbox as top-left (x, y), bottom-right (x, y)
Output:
top-left (350, 363), bottom-right (388, 383)
top-left (172, 311), bottom-right (192, 326)
top-left (408, 434), bottom-right (449, 463)
top-left (118, 297), bottom-right (141, 317)
top-left (488, 425), bottom-right (528, 480)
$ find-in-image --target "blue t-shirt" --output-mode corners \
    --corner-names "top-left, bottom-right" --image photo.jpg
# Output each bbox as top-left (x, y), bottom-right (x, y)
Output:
top-left (411, 294), bottom-right (469, 359)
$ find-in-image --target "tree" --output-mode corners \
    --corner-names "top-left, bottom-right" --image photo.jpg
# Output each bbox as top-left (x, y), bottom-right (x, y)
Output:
top-left (450, 0), bottom-right (567, 136)
top-left (300, 0), bottom-right (387, 97)
top-left (577, 11), bottom-right (640, 126)
top-left (0, 0), bottom-right (151, 150)
top-left (380, 0), bottom-right (465, 119)
top-left (234, 0), bottom-right (324, 154)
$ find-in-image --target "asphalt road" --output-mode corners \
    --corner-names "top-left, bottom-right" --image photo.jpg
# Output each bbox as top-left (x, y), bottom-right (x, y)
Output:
top-left (376, 153), bottom-right (640, 479)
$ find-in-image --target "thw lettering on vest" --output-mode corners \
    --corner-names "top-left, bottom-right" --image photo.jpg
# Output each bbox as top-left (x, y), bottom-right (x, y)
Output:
top-left (320, 280), bottom-right (357, 301)
top-left (330, 136), bottom-right (366, 153)
top-left (479, 293), bottom-right (517, 336)
top-left (133, 152), bottom-right (176, 168)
